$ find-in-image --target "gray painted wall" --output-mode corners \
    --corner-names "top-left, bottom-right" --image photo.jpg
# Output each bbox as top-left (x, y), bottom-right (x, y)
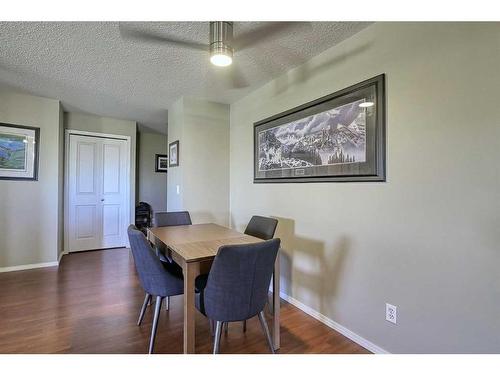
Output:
top-left (166, 98), bottom-right (184, 212)
top-left (0, 90), bottom-right (63, 268)
top-left (137, 131), bottom-right (168, 217)
top-left (168, 97), bottom-right (230, 225)
top-left (57, 105), bottom-right (64, 256)
top-left (229, 22), bottom-right (500, 353)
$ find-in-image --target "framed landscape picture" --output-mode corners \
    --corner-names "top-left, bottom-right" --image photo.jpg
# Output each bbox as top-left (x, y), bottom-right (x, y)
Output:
top-left (155, 154), bottom-right (168, 172)
top-left (169, 140), bottom-right (179, 167)
top-left (254, 74), bottom-right (386, 183)
top-left (0, 123), bottom-right (40, 181)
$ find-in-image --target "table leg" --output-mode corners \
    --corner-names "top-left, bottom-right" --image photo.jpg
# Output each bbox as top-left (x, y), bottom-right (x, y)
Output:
top-left (272, 252), bottom-right (280, 350)
top-left (183, 261), bottom-right (199, 354)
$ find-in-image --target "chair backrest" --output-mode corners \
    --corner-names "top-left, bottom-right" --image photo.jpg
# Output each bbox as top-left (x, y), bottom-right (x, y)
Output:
top-left (127, 225), bottom-right (176, 297)
top-left (244, 216), bottom-right (278, 240)
top-left (136, 201), bottom-right (152, 214)
top-left (203, 238), bottom-right (281, 322)
top-left (154, 211), bottom-right (192, 227)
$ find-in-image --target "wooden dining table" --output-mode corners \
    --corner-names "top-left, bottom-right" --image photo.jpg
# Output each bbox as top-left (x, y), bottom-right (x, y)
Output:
top-left (147, 223), bottom-right (280, 354)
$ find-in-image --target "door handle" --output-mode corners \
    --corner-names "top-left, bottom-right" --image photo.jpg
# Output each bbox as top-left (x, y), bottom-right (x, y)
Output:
top-left (100, 198), bottom-right (105, 202)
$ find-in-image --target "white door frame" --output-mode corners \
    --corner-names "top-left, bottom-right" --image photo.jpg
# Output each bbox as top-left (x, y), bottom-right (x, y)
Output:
top-left (64, 129), bottom-right (132, 253)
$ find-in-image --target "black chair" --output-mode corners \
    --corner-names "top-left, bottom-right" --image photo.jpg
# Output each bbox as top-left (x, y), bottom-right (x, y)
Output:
top-left (244, 215), bottom-right (278, 241)
top-left (154, 211), bottom-right (192, 227)
top-left (135, 202), bottom-right (152, 235)
top-left (195, 238), bottom-right (281, 354)
top-left (153, 211), bottom-right (192, 309)
top-left (127, 225), bottom-right (184, 354)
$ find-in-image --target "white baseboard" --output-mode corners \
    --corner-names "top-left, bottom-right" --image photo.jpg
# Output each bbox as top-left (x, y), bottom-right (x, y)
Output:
top-left (279, 291), bottom-right (389, 354)
top-left (58, 251), bottom-right (68, 263)
top-left (0, 261), bottom-right (59, 273)
top-left (0, 250), bottom-right (69, 273)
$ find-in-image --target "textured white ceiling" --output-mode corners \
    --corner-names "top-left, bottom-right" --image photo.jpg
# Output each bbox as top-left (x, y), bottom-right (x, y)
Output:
top-left (0, 22), bottom-right (370, 133)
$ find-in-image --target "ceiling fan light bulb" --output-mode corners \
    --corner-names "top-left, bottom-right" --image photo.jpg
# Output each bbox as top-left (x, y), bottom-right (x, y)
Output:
top-left (210, 22), bottom-right (234, 67)
top-left (210, 53), bottom-right (232, 67)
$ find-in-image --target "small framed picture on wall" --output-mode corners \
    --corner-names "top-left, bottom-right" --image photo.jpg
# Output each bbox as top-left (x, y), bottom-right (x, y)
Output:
top-left (0, 122), bottom-right (40, 181)
top-left (169, 140), bottom-right (179, 167)
top-left (155, 154), bottom-right (168, 173)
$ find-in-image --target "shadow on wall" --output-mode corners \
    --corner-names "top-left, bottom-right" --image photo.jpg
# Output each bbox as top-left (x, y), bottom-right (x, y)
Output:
top-left (272, 216), bottom-right (350, 318)
top-left (229, 215), bottom-right (241, 232)
top-left (271, 42), bottom-right (373, 96)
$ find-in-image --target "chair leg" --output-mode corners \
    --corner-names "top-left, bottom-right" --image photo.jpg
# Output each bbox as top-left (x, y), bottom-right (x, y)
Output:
top-left (165, 296), bottom-right (170, 310)
top-left (209, 319), bottom-right (215, 337)
top-left (137, 293), bottom-right (151, 326)
top-left (243, 320), bottom-right (247, 332)
top-left (267, 297), bottom-right (274, 314)
top-left (267, 282), bottom-right (273, 314)
top-left (148, 296), bottom-right (163, 354)
top-left (213, 321), bottom-right (223, 354)
top-left (258, 311), bottom-right (275, 354)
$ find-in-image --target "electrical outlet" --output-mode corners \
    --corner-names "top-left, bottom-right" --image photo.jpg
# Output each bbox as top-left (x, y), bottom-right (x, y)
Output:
top-left (386, 303), bottom-right (397, 324)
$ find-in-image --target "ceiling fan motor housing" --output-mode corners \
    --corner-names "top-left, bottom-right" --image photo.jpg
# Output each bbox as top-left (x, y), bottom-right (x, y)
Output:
top-left (210, 21), bottom-right (234, 59)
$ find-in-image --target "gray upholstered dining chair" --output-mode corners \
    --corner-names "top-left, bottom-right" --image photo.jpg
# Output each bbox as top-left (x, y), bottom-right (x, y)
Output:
top-left (223, 215), bottom-right (279, 333)
top-left (153, 211), bottom-right (192, 309)
top-left (195, 238), bottom-right (281, 354)
top-left (154, 211), bottom-right (192, 227)
top-left (244, 215), bottom-right (278, 241)
top-left (127, 225), bottom-right (184, 354)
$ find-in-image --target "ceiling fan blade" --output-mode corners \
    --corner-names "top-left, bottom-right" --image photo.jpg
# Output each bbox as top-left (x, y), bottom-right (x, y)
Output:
top-left (228, 63), bottom-right (249, 89)
top-left (118, 23), bottom-right (208, 52)
top-left (209, 61), bottom-right (249, 89)
top-left (233, 22), bottom-right (311, 51)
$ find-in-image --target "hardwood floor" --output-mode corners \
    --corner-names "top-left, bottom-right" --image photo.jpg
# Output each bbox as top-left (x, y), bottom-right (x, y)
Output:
top-left (0, 248), bottom-right (369, 354)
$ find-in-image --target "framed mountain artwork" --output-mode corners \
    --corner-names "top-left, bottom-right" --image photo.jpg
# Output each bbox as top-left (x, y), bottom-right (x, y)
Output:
top-left (0, 123), bottom-right (40, 181)
top-left (254, 74), bottom-right (385, 183)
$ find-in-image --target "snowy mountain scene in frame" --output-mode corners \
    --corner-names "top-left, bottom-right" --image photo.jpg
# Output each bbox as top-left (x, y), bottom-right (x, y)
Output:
top-left (253, 75), bottom-right (385, 183)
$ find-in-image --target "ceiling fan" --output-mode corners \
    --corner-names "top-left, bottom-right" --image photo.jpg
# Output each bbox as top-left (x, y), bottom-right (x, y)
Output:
top-left (119, 21), bottom-right (310, 88)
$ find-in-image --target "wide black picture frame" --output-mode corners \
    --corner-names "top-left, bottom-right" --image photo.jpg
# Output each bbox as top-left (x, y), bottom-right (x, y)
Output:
top-left (253, 74), bottom-right (386, 183)
top-left (155, 154), bottom-right (168, 173)
top-left (0, 122), bottom-right (40, 181)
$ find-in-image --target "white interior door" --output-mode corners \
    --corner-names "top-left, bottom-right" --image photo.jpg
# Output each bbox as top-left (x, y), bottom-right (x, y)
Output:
top-left (68, 134), bottom-right (129, 252)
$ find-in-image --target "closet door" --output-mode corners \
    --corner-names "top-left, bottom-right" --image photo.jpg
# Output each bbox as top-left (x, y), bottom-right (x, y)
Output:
top-left (100, 137), bottom-right (128, 249)
top-left (68, 134), bottom-right (128, 252)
